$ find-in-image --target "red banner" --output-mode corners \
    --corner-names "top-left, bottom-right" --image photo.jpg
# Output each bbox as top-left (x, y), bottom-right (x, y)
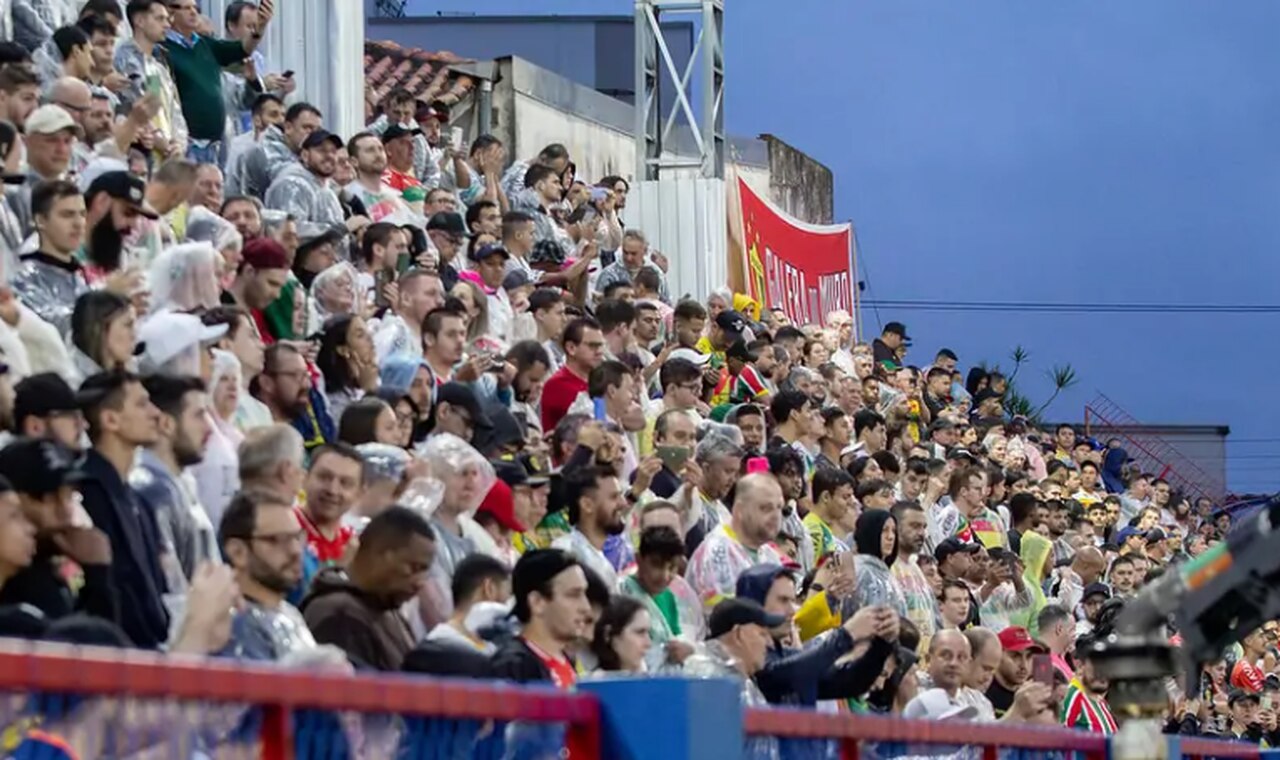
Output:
top-left (739, 177), bottom-right (855, 327)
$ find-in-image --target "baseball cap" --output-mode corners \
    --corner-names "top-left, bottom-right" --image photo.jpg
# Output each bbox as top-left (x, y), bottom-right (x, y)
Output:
top-left (491, 459), bottom-right (529, 490)
top-left (301, 129), bottom-right (343, 151)
top-left (1144, 528), bottom-right (1167, 544)
top-left (518, 452), bottom-right (550, 486)
top-left (85, 171), bottom-right (159, 220)
top-left (426, 211), bottom-right (467, 237)
top-left (435, 382), bottom-right (492, 431)
top-left (726, 339), bottom-right (758, 363)
top-left (241, 237), bottom-right (289, 271)
top-left (735, 564), bottom-right (795, 607)
top-left (14, 373), bottom-right (80, 428)
top-left (929, 417), bottom-right (958, 435)
top-left (883, 321), bottom-right (911, 341)
top-left (1082, 582), bottom-right (1112, 602)
top-left (381, 124), bottom-right (422, 144)
top-left (973, 388), bottom-right (1002, 407)
top-left (1115, 526), bottom-right (1142, 546)
top-left (715, 309), bottom-right (747, 338)
top-left (0, 438), bottom-right (83, 496)
top-left (476, 479), bottom-right (526, 533)
top-left (997, 626), bottom-right (1046, 654)
top-left (933, 537), bottom-right (980, 565)
top-left (137, 312), bottom-right (227, 369)
top-left (707, 597), bottom-right (788, 639)
top-left (527, 238), bottom-right (565, 267)
top-left (26, 104), bottom-right (81, 137)
top-left (902, 688), bottom-right (978, 721)
top-left (668, 347), bottom-right (711, 367)
top-left (502, 269), bottom-right (532, 291)
top-left (469, 243), bottom-right (510, 264)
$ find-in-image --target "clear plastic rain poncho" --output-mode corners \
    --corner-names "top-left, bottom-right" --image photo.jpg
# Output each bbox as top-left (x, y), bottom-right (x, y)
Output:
top-left (148, 242), bottom-right (224, 314)
top-left (345, 442), bottom-right (444, 534)
top-left (414, 433), bottom-right (496, 519)
top-left (184, 206), bottom-right (244, 289)
top-left (307, 262), bottom-right (361, 335)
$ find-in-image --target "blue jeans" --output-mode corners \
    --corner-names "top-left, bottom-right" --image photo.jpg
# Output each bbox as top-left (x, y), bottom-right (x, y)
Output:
top-left (186, 139), bottom-right (225, 166)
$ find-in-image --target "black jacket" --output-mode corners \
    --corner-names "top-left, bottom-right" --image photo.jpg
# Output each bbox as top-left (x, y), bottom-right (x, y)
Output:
top-left (490, 637), bottom-right (554, 684)
top-left (0, 538), bottom-right (119, 625)
top-left (756, 629), bottom-right (892, 707)
top-left (78, 450), bottom-right (169, 649)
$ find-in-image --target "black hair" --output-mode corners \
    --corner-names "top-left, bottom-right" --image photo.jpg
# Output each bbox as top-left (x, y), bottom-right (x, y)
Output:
top-left (464, 199), bottom-right (499, 231)
top-left (590, 595), bottom-right (646, 672)
top-left (359, 222), bottom-right (401, 266)
top-left (52, 25), bottom-right (90, 60)
top-left (224, 0), bottom-right (257, 28)
top-left (538, 143), bottom-right (569, 162)
top-left (583, 563), bottom-right (611, 608)
top-left (770, 389), bottom-right (810, 425)
top-left (871, 450), bottom-right (901, 476)
top-left (766, 445), bottom-right (805, 478)
top-left (76, 13), bottom-right (116, 38)
top-left (599, 175), bottom-right (628, 192)
top-left (601, 280), bottom-right (633, 299)
top-left (673, 299), bottom-right (707, 324)
top-left (563, 465), bottom-right (609, 526)
top-left (632, 266), bottom-right (662, 294)
top-left (813, 466), bottom-right (854, 504)
top-left (855, 478), bottom-right (892, 501)
top-left (423, 306), bottom-right (464, 338)
top-left (337, 397), bottom-right (393, 447)
top-left (506, 339), bottom-right (550, 372)
top-left (936, 348), bottom-right (958, 362)
top-left (251, 92), bottom-right (284, 116)
top-left (308, 441), bottom-right (365, 479)
top-left (218, 489), bottom-right (293, 548)
top-left (658, 358), bottom-right (701, 392)
top-left (79, 369), bottom-right (139, 442)
top-left (358, 505), bottom-right (435, 556)
top-left (468, 133), bottom-right (502, 156)
top-left (450, 553), bottom-right (512, 606)
top-left (523, 163), bottom-right (557, 190)
top-left (775, 325), bottom-right (806, 343)
top-left (1008, 492), bottom-right (1039, 527)
top-left (31, 180), bottom-right (82, 220)
top-left (637, 525), bottom-right (684, 562)
top-left (140, 374), bottom-right (205, 419)
top-left (854, 409), bottom-right (886, 439)
top-left (563, 316), bottom-right (601, 348)
top-left (284, 102), bottom-right (321, 123)
top-left (595, 299), bottom-right (635, 334)
top-left (126, 0), bottom-right (165, 25)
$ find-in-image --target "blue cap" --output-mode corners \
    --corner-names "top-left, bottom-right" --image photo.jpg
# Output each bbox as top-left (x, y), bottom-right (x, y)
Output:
top-left (1115, 526), bottom-right (1142, 545)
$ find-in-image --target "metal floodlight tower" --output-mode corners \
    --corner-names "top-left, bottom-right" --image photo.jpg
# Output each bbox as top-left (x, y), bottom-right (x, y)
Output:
top-left (634, 0), bottom-right (725, 181)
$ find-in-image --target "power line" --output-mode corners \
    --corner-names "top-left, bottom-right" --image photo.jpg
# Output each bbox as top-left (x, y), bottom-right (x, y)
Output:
top-left (861, 299), bottom-right (1280, 314)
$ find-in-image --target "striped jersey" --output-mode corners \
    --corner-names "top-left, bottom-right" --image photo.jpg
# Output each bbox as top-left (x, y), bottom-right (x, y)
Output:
top-left (1061, 680), bottom-right (1117, 734)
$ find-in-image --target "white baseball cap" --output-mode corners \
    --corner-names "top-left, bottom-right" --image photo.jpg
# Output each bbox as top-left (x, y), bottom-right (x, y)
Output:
top-left (669, 347), bottom-right (711, 367)
top-left (137, 312), bottom-right (228, 369)
top-left (25, 105), bottom-right (82, 137)
top-left (901, 689), bottom-right (979, 721)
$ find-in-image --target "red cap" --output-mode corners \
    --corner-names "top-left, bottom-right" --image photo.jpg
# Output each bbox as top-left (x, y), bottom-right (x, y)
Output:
top-left (476, 480), bottom-right (526, 533)
top-left (998, 626), bottom-right (1046, 653)
top-left (241, 238), bottom-right (289, 271)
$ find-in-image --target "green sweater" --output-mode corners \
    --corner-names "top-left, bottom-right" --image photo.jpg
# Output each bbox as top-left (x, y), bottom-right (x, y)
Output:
top-left (160, 34), bottom-right (247, 141)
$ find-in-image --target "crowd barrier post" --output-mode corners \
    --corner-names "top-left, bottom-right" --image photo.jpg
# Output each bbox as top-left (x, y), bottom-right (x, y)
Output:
top-left (578, 676), bottom-right (742, 760)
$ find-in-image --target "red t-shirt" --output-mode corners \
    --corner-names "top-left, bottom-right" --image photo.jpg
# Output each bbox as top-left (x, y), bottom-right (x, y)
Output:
top-left (540, 365), bottom-right (589, 433)
top-left (295, 506), bottom-right (355, 565)
top-left (1231, 658), bottom-right (1265, 693)
top-left (524, 637), bottom-right (576, 689)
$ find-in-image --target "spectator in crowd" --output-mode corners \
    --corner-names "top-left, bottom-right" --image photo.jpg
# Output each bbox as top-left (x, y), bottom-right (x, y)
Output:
top-left (264, 128), bottom-right (345, 233)
top-left (491, 548), bottom-right (590, 687)
top-left (301, 505), bottom-right (436, 670)
top-left (687, 473), bottom-right (786, 608)
top-left (295, 443), bottom-right (363, 566)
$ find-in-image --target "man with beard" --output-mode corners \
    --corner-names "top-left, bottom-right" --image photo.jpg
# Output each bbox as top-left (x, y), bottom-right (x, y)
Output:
top-left (295, 443), bottom-right (363, 566)
top-left (132, 374), bottom-right (216, 586)
top-left (220, 195), bottom-right (263, 240)
top-left (225, 93), bottom-right (284, 196)
top-left (1062, 635), bottom-right (1118, 733)
top-left (227, 237), bottom-right (290, 326)
top-left (81, 167), bottom-right (161, 277)
top-left (77, 369), bottom-right (170, 649)
top-left (511, 163), bottom-right (566, 253)
top-left (218, 490), bottom-right (317, 661)
top-left (891, 500), bottom-right (938, 644)
top-left (344, 131), bottom-right (401, 212)
top-left (264, 129), bottom-right (345, 233)
top-left (301, 506), bottom-right (436, 671)
top-left (687, 473), bottom-right (786, 608)
top-left (253, 343), bottom-right (311, 425)
top-left (501, 340), bottom-right (551, 436)
top-left (552, 465), bottom-right (627, 588)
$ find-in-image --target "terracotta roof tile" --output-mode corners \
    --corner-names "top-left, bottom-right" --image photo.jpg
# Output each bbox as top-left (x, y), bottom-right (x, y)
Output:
top-left (364, 40), bottom-right (476, 110)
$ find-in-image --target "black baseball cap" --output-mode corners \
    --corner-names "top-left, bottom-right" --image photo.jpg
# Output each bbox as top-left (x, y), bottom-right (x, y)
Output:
top-left (0, 438), bottom-right (83, 496)
top-left (884, 321), bottom-right (911, 341)
top-left (934, 537), bottom-right (980, 565)
top-left (85, 171), bottom-right (159, 220)
top-left (469, 243), bottom-right (510, 264)
top-left (491, 459), bottom-right (529, 489)
top-left (1082, 582), bottom-right (1111, 602)
top-left (715, 310), bottom-right (747, 338)
top-left (518, 452), bottom-right (550, 486)
top-left (381, 124), bottom-right (422, 143)
top-left (726, 339), bottom-right (758, 363)
top-left (435, 382), bottom-right (492, 431)
top-left (426, 211), bottom-right (467, 237)
top-left (14, 373), bottom-right (79, 429)
top-left (301, 129), bottom-right (343, 151)
top-left (707, 597), bottom-right (787, 639)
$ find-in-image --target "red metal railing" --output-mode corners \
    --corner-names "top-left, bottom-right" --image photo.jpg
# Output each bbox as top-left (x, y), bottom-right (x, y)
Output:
top-left (745, 707), bottom-right (1110, 760)
top-left (0, 644), bottom-right (599, 759)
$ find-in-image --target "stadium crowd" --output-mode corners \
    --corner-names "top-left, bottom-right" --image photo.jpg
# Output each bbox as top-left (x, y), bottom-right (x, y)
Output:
top-left (0, 1), bottom-right (1268, 757)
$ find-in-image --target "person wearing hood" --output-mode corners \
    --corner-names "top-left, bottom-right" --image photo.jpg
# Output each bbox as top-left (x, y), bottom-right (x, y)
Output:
top-left (850, 509), bottom-right (908, 619)
top-left (301, 505), bottom-right (437, 671)
top-left (264, 129), bottom-right (346, 235)
top-left (148, 241), bottom-right (222, 314)
top-left (183, 206), bottom-right (243, 288)
top-left (190, 349), bottom-right (242, 528)
top-left (242, 102), bottom-right (322, 200)
top-left (1100, 446), bottom-right (1129, 495)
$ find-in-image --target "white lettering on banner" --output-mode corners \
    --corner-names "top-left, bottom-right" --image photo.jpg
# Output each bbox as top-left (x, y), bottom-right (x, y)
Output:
top-left (765, 248), bottom-right (852, 326)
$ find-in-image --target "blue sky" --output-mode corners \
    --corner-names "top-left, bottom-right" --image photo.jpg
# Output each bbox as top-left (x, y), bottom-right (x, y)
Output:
top-left (402, 1), bottom-right (1280, 493)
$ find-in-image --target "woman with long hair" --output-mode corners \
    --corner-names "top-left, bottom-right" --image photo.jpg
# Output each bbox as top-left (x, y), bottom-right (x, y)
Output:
top-left (68, 291), bottom-right (138, 386)
top-left (337, 397), bottom-right (401, 447)
top-left (851, 510), bottom-right (908, 618)
top-left (590, 595), bottom-right (652, 675)
top-left (315, 314), bottom-right (378, 420)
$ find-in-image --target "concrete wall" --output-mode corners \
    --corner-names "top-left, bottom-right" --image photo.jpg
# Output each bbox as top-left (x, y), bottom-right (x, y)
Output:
top-left (760, 134), bottom-right (836, 225)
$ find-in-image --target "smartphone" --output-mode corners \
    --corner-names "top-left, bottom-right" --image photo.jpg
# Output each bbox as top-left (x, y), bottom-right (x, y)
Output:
top-left (450, 126), bottom-right (464, 151)
top-left (282, 70), bottom-right (295, 79)
top-left (655, 445), bottom-right (690, 473)
top-left (1032, 654), bottom-right (1054, 686)
top-left (374, 268), bottom-right (394, 308)
top-left (592, 397), bottom-right (608, 422)
top-left (395, 251), bottom-right (411, 274)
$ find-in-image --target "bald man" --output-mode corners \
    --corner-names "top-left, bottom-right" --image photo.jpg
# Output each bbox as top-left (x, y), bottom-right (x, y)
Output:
top-left (687, 473), bottom-right (788, 609)
top-left (928, 629), bottom-right (972, 698)
top-left (1049, 545), bottom-right (1106, 616)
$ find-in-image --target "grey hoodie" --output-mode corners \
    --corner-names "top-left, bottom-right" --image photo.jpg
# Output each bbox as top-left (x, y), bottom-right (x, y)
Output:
top-left (263, 161), bottom-right (345, 231)
top-left (241, 125), bottom-right (297, 200)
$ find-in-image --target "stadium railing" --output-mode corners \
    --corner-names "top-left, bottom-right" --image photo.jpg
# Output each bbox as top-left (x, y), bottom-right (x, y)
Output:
top-left (0, 644), bottom-right (1270, 760)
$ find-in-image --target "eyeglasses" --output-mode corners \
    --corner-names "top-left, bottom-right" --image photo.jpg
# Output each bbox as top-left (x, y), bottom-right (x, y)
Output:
top-left (247, 530), bottom-right (306, 548)
top-left (55, 101), bottom-right (87, 114)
